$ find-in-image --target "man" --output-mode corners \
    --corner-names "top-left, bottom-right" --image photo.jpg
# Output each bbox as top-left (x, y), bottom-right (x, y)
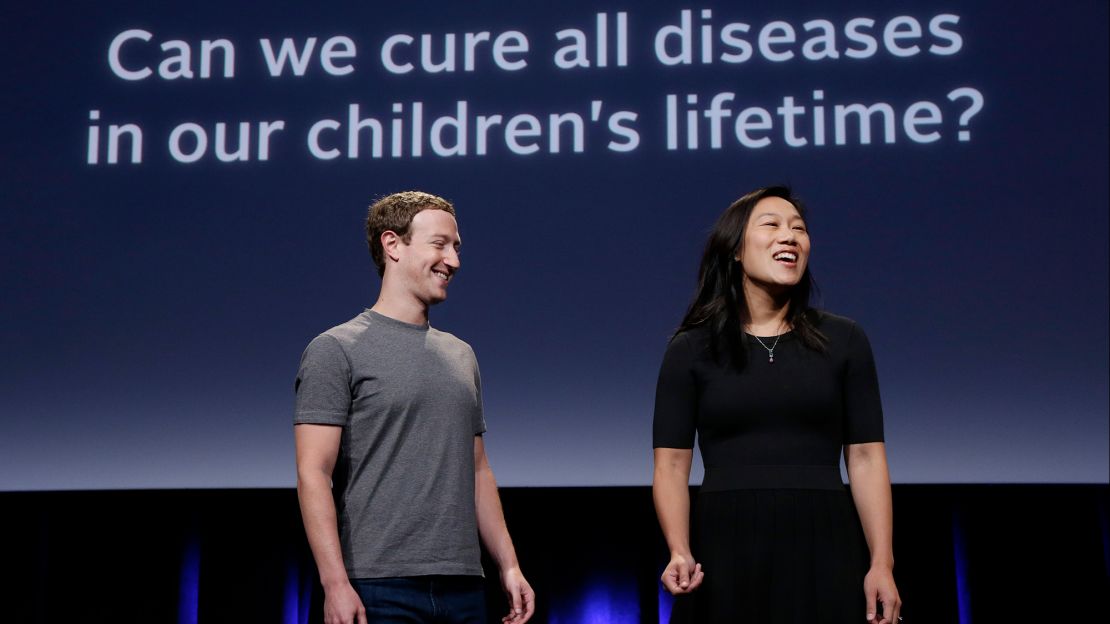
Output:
top-left (294, 191), bottom-right (534, 624)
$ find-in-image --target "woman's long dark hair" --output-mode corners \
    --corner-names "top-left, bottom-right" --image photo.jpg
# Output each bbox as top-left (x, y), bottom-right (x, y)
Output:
top-left (677, 186), bottom-right (827, 368)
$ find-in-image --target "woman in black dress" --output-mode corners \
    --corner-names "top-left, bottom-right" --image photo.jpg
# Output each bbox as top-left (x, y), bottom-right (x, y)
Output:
top-left (652, 186), bottom-right (901, 624)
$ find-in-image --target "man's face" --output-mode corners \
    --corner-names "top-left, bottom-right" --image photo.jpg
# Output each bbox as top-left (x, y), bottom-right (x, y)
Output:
top-left (393, 208), bottom-right (461, 306)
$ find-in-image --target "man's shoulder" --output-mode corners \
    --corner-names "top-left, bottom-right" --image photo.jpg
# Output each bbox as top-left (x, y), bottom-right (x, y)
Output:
top-left (427, 326), bottom-right (476, 359)
top-left (318, 310), bottom-right (375, 346)
top-left (297, 312), bottom-right (374, 361)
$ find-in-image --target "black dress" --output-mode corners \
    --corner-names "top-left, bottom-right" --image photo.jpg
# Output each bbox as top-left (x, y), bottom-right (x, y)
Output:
top-left (653, 312), bottom-right (885, 624)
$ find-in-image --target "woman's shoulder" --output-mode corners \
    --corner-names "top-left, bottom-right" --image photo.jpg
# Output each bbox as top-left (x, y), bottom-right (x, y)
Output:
top-left (672, 323), bottom-right (714, 345)
top-left (807, 309), bottom-right (867, 341)
top-left (665, 324), bottom-right (714, 359)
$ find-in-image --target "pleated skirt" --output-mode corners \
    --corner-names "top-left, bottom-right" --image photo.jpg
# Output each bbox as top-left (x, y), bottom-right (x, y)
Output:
top-left (669, 488), bottom-right (869, 624)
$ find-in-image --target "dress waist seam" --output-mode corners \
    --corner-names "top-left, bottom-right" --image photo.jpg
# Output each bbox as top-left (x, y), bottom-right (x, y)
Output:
top-left (700, 464), bottom-right (845, 491)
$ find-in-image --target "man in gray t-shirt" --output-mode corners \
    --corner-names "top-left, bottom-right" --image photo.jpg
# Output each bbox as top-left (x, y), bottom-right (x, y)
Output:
top-left (294, 191), bottom-right (534, 624)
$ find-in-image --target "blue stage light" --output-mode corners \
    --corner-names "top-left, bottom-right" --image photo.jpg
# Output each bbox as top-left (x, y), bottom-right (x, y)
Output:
top-left (549, 576), bottom-right (640, 624)
top-left (657, 581), bottom-right (675, 623)
top-left (952, 510), bottom-right (972, 624)
top-left (178, 536), bottom-right (200, 624)
top-left (283, 561), bottom-right (300, 624)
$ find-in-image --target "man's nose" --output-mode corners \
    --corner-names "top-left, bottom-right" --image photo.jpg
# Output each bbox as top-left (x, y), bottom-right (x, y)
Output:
top-left (444, 248), bottom-right (461, 268)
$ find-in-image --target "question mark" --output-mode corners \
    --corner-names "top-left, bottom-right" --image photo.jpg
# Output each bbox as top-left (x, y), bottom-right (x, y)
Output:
top-left (947, 87), bottom-right (984, 142)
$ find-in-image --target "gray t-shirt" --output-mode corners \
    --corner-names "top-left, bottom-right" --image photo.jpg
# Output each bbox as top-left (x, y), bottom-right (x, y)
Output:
top-left (294, 310), bottom-right (486, 579)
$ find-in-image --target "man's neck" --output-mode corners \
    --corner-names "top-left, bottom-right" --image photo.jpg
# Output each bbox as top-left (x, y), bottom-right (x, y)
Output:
top-left (370, 292), bottom-right (429, 326)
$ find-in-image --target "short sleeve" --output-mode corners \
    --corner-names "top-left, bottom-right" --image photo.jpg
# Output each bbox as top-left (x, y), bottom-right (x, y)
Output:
top-left (471, 353), bottom-right (487, 436)
top-left (652, 333), bottom-right (698, 449)
top-left (842, 323), bottom-right (885, 444)
top-left (294, 334), bottom-right (352, 426)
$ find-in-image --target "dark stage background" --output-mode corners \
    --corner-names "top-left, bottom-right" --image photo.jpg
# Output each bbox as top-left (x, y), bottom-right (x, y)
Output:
top-left (1, 486), bottom-right (1107, 623)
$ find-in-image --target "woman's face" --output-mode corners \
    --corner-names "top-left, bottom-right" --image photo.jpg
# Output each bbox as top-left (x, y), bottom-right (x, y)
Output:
top-left (737, 196), bottom-right (811, 293)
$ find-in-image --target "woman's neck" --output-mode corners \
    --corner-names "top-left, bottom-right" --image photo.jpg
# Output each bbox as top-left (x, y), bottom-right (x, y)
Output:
top-left (743, 280), bottom-right (791, 335)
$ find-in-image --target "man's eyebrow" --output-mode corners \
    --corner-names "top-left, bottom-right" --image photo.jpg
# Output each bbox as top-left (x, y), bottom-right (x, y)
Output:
top-left (426, 232), bottom-right (461, 243)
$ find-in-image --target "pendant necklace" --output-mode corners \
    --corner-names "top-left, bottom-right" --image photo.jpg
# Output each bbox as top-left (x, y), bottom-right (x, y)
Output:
top-left (751, 322), bottom-right (786, 363)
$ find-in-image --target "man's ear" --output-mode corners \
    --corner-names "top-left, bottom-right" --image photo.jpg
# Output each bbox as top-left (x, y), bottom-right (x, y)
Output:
top-left (382, 230), bottom-right (402, 263)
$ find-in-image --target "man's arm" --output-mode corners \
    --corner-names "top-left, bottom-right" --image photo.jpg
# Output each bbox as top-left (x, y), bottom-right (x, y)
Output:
top-left (474, 436), bottom-right (535, 624)
top-left (295, 423), bottom-right (366, 624)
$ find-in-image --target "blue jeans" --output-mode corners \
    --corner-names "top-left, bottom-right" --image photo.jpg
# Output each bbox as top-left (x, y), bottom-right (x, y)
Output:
top-left (351, 576), bottom-right (487, 623)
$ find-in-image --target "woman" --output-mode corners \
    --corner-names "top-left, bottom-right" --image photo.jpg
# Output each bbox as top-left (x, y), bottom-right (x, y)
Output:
top-left (653, 186), bottom-right (901, 624)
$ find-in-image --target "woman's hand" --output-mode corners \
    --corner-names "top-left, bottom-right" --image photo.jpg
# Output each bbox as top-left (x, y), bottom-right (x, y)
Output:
top-left (863, 564), bottom-right (901, 623)
top-left (661, 553), bottom-right (704, 595)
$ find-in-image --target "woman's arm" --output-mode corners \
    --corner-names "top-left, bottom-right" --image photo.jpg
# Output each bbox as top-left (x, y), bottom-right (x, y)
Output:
top-left (653, 447), bottom-right (704, 595)
top-left (845, 441), bottom-right (901, 624)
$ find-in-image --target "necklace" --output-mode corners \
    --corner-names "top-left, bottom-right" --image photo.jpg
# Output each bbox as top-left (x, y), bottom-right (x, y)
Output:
top-left (751, 333), bottom-right (781, 363)
top-left (749, 322), bottom-right (786, 363)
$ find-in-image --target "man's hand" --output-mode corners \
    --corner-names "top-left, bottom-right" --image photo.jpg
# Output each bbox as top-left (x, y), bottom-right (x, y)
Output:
top-left (660, 553), bottom-right (704, 595)
top-left (323, 581), bottom-right (366, 624)
top-left (499, 566), bottom-right (535, 623)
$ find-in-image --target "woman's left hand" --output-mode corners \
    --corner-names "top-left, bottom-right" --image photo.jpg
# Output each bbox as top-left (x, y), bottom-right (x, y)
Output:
top-left (863, 565), bottom-right (901, 624)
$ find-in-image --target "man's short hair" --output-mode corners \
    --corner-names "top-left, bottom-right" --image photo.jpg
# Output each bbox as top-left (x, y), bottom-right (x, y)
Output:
top-left (366, 191), bottom-right (456, 276)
